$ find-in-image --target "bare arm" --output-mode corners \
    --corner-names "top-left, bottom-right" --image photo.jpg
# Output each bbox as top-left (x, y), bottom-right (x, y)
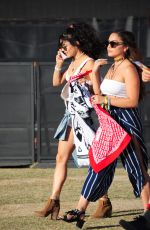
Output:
top-left (91, 69), bottom-right (101, 95)
top-left (92, 64), bottom-right (140, 108)
top-left (110, 65), bottom-right (140, 108)
top-left (52, 50), bottom-right (67, 86)
top-left (91, 59), bottom-right (108, 95)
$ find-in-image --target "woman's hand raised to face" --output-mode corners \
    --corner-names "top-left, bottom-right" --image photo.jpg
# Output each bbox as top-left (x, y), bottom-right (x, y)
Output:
top-left (56, 49), bottom-right (66, 67)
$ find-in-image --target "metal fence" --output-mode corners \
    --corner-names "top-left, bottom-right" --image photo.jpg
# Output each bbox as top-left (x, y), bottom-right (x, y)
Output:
top-left (0, 16), bottom-right (150, 166)
top-left (0, 63), bottom-right (34, 166)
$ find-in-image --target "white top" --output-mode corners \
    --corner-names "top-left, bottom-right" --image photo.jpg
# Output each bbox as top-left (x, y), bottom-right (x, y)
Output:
top-left (100, 79), bottom-right (127, 98)
top-left (65, 57), bottom-right (92, 81)
top-left (61, 58), bottom-right (92, 101)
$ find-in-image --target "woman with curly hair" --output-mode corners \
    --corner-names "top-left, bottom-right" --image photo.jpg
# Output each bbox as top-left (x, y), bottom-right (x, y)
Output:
top-left (34, 22), bottom-right (112, 220)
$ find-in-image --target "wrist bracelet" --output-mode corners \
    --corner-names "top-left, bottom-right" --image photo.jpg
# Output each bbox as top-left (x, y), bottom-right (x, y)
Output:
top-left (108, 96), bottom-right (111, 110)
top-left (104, 96), bottom-right (108, 105)
top-left (101, 95), bottom-right (110, 111)
top-left (54, 66), bottom-right (62, 71)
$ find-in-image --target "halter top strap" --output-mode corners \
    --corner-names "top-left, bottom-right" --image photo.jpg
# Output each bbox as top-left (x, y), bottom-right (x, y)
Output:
top-left (66, 57), bottom-right (92, 81)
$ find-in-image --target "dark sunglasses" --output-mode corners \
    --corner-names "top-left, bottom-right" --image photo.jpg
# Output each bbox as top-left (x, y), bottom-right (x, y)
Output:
top-left (105, 40), bottom-right (124, 48)
top-left (61, 45), bottom-right (67, 51)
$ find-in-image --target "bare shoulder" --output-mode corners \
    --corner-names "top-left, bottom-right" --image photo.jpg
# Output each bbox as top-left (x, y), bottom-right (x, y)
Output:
top-left (84, 58), bottom-right (95, 69)
top-left (121, 60), bottom-right (138, 76)
top-left (120, 61), bottom-right (140, 88)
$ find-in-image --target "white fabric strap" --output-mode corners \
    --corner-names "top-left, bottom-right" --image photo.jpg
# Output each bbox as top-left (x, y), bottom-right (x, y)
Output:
top-left (74, 57), bottom-right (92, 75)
top-left (65, 57), bottom-right (92, 81)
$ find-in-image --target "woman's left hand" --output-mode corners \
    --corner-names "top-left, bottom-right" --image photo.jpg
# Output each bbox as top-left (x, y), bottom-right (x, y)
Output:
top-left (91, 94), bottom-right (104, 104)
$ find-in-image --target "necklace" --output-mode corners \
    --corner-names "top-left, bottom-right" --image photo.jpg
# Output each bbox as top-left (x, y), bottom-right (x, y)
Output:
top-left (71, 53), bottom-right (85, 72)
top-left (114, 56), bottom-right (125, 62)
top-left (108, 59), bottom-right (125, 79)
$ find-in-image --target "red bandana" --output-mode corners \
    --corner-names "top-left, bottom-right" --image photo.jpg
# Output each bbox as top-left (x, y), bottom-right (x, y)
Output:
top-left (69, 70), bottom-right (92, 82)
top-left (89, 104), bottom-right (131, 173)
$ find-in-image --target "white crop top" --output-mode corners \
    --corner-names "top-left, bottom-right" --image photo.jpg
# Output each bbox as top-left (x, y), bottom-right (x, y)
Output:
top-left (100, 79), bottom-right (127, 98)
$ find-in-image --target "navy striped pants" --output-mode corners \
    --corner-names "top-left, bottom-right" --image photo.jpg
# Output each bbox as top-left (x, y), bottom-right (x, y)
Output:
top-left (81, 107), bottom-right (149, 201)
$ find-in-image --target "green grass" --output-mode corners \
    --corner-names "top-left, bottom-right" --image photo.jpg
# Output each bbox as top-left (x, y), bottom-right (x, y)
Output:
top-left (0, 167), bottom-right (145, 230)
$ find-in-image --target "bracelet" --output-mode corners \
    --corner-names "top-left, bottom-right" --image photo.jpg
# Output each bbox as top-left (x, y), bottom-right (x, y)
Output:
top-left (54, 65), bottom-right (62, 71)
top-left (108, 96), bottom-right (111, 110)
top-left (104, 96), bottom-right (108, 105)
top-left (100, 96), bottom-right (111, 111)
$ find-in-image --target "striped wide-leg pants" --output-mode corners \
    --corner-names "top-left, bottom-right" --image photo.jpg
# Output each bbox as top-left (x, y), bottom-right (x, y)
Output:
top-left (81, 107), bottom-right (149, 202)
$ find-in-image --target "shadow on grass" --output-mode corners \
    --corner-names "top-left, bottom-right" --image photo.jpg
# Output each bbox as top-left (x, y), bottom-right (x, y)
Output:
top-left (85, 209), bottom-right (143, 229)
top-left (86, 224), bottom-right (120, 229)
top-left (86, 208), bottom-right (143, 218)
top-left (112, 208), bottom-right (143, 217)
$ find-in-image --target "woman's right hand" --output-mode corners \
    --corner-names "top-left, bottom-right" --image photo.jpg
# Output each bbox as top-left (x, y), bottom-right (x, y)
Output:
top-left (55, 49), bottom-right (65, 68)
top-left (91, 94), bottom-right (104, 105)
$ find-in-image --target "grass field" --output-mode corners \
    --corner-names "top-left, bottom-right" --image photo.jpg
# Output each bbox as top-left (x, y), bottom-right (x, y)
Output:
top-left (0, 167), bottom-right (145, 230)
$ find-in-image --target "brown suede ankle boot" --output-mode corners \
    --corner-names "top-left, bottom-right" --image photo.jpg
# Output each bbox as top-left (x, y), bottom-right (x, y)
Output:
top-left (34, 198), bottom-right (60, 220)
top-left (91, 197), bottom-right (112, 218)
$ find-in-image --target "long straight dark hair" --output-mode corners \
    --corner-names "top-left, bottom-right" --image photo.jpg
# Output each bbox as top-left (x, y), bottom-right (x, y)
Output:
top-left (115, 31), bottom-right (145, 101)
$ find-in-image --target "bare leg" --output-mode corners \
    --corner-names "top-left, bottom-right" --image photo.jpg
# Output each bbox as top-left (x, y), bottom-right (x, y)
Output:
top-left (141, 180), bottom-right (150, 211)
top-left (35, 127), bottom-right (75, 218)
top-left (66, 194), bottom-right (108, 213)
top-left (76, 195), bottom-right (89, 212)
top-left (62, 195), bottom-right (88, 228)
top-left (51, 127), bottom-right (75, 199)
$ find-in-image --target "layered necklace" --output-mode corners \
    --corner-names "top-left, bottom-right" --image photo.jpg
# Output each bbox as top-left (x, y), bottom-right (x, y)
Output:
top-left (71, 52), bottom-right (85, 72)
top-left (108, 57), bottom-right (125, 79)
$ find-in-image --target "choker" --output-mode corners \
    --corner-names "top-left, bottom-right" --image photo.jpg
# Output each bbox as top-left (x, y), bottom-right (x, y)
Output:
top-left (114, 57), bottom-right (125, 62)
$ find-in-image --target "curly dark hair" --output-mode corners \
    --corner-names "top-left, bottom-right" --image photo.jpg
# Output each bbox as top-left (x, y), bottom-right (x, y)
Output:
top-left (114, 30), bottom-right (144, 101)
top-left (58, 22), bottom-right (104, 60)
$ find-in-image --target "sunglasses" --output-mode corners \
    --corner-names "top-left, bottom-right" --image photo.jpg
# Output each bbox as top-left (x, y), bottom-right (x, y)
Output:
top-left (105, 40), bottom-right (124, 48)
top-left (61, 45), bottom-right (67, 51)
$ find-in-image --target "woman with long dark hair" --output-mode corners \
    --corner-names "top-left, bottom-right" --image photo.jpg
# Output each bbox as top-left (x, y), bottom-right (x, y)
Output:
top-left (61, 31), bottom-right (150, 230)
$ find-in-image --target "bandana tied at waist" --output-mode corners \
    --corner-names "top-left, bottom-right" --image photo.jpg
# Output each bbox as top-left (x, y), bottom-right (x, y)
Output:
top-left (89, 104), bottom-right (131, 173)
